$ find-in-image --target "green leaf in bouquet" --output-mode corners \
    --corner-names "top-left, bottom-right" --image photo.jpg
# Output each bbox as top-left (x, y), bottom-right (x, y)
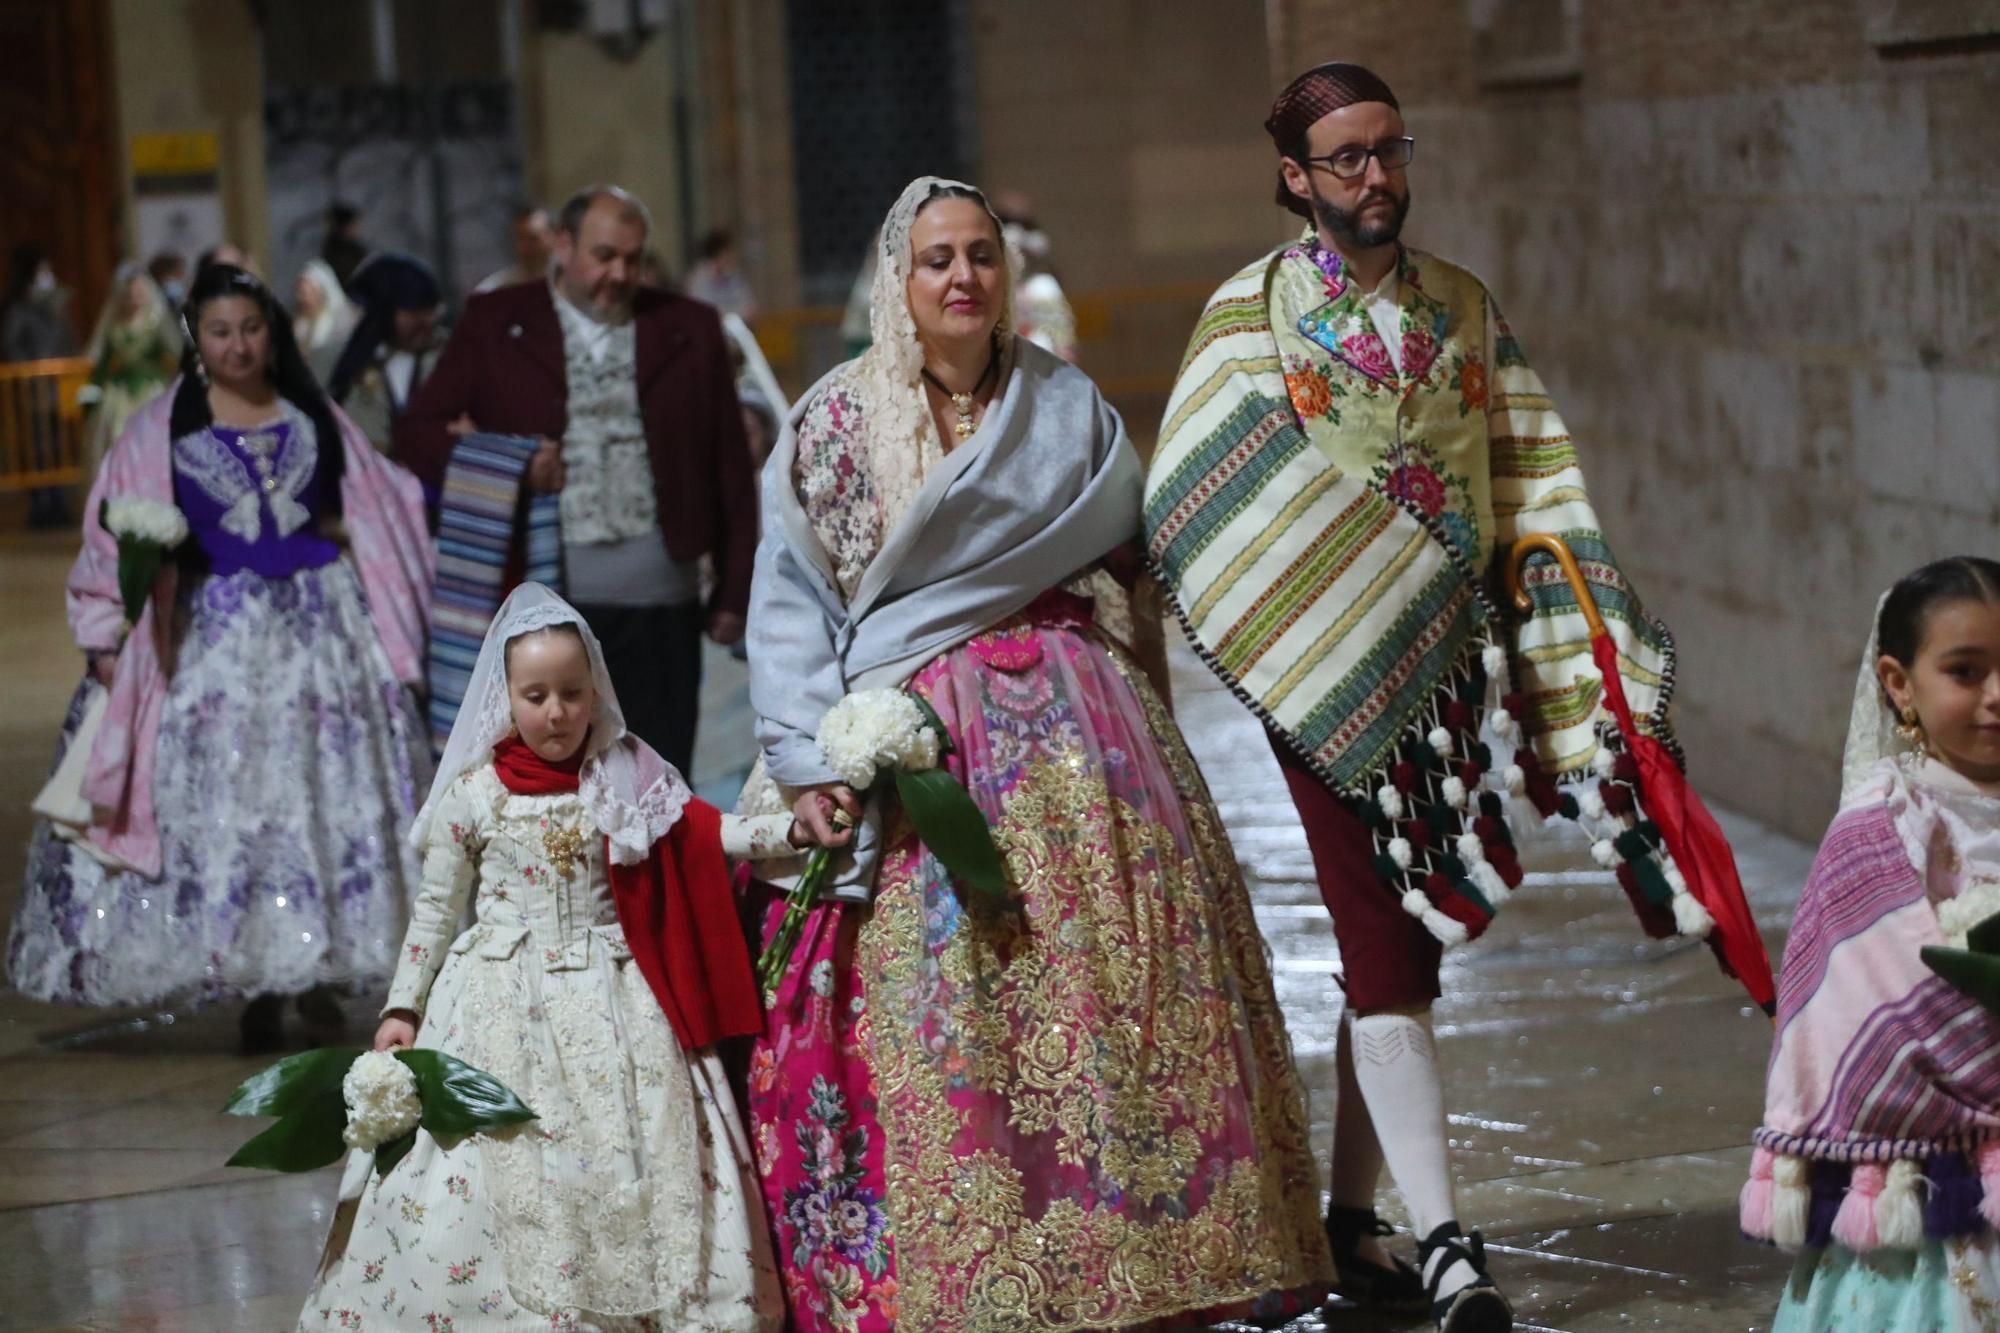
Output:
top-left (223, 1046), bottom-right (364, 1118)
top-left (894, 766), bottom-right (1008, 904)
top-left (1921, 945), bottom-right (2000, 1016)
top-left (395, 1049), bottom-right (537, 1138)
top-left (373, 1129), bottom-right (417, 1177)
top-left (225, 1089), bottom-right (350, 1172)
top-left (909, 692), bottom-right (958, 759)
top-left (1967, 909), bottom-right (2000, 956)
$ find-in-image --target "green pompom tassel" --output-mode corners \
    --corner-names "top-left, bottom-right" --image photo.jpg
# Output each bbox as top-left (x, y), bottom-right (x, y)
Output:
top-left (1453, 876), bottom-right (1495, 918)
top-left (1628, 854), bottom-right (1675, 908)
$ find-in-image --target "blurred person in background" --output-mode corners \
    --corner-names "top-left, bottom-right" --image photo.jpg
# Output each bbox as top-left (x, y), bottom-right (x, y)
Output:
top-left (320, 201), bottom-right (368, 289)
top-left (474, 202), bottom-right (556, 294)
top-left (3, 242), bottom-right (80, 527)
top-left (147, 251), bottom-right (188, 312)
top-left (685, 226), bottom-right (757, 320)
top-left (7, 263), bottom-right (433, 1053)
top-left (327, 251), bottom-right (447, 457)
top-left (397, 184), bottom-right (756, 774)
top-left (992, 189), bottom-right (1077, 362)
top-left (292, 257), bottom-right (359, 384)
top-left (77, 261), bottom-right (183, 476)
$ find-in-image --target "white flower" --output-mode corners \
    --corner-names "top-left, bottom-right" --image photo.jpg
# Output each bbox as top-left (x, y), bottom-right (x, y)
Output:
top-left (1388, 837), bottom-right (1413, 869)
top-left (104, 496), bottom-right (189, 547)
top-left (1427, 726), bottom-right (1455, 759)
top-left (816, 689), bottom-right (940, 790)
top-left (1481, 644), bottom-right (1508, 678)
top-left (342, 1050), bottom-right (421, 1151)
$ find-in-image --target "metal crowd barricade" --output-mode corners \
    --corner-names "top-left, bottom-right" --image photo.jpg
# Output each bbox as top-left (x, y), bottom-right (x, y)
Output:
top-left (0, 356), bottom-right (92, 492)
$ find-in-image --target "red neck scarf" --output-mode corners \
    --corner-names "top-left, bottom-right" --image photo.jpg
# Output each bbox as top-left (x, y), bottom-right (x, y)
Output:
top-left (488, 734), bottom-right (761, 1050)
top-left (492, 733), bottom-right (586, 793)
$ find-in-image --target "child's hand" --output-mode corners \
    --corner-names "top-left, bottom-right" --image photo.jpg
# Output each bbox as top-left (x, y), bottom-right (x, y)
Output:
top-left (787, 816), bottom-right (816, 850)
top-left (374, 1010), bottom-right (419, 1051)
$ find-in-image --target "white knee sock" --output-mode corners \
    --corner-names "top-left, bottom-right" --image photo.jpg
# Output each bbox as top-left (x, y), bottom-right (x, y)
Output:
top-left (1348, 1009), bottom-right (1483, 1299)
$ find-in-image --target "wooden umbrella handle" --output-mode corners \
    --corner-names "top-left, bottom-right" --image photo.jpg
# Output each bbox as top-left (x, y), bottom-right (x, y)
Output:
top-left (1504, 534), bottom-right (1608, 639)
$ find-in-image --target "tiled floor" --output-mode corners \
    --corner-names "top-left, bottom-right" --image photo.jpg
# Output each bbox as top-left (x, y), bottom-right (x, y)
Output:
top-left (0, 525), bottom-right (1803, 1331)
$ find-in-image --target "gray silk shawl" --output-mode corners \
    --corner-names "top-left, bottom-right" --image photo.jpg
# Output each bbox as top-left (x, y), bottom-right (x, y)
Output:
top-left (748, 336), bottom-right (1139, 893)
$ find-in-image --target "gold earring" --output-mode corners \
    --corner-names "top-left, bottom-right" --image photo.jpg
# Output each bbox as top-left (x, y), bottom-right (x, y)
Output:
top-left (1896, 706), bottom-right (1929, 760)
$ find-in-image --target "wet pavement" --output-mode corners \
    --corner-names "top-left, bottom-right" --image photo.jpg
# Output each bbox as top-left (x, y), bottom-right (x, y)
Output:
top-left (0, 526), bottom-right (1804, 1331)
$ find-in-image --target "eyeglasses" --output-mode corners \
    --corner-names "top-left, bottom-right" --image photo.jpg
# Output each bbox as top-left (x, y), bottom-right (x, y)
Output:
top-left (1301, 136), bottom-right (1416, 180)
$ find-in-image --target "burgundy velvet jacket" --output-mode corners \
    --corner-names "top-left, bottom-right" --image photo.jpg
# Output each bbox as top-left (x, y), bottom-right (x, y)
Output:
top-left (395, 282), bottom-right (757, 616)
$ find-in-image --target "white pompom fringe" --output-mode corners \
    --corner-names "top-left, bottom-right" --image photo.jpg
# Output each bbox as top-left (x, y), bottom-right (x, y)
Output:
top-left (1875, 1159), bottom-right (1926, 1249)
top-left (1593, 747), bottom-right (1619, 779)
top-left (1401, 889), bottom-right (1431, 920)
top-left (1472, 861), bottom-right (1511, 904)
top-left (1672, 889), bottom-right (1715, 938)
top-left (1442, 776), bottom-right (1467, 809)
top-left (1388, 837), bottom-right (1413, 869)
top-left (1377, 784), bottom-right (1405, 819)
top-left (1503, 765), bottom-right (1525, 794)
top-left (1580, 788), bottom-right (1607, 820)
top-left (1771, 1154), bottom-right (1810, 1249)
top-left (1591, 839), bottom-right (1621, 869)
top-left (1457, 831), bottom-right (1485, 864)
top-left (1421, 907), bottom-right (1470, 948)
top-left (1428, 726), bottom-right (1455, 758)
top-left (1482, 644), bottom-right (1508, 677)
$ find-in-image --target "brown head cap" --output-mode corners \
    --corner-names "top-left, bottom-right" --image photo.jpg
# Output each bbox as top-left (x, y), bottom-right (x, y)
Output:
top-left (1266, 62), bottom-right (1400, 216)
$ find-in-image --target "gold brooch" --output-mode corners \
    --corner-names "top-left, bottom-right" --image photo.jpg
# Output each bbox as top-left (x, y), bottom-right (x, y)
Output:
top-left (542, 825), bottom-right (589, 881)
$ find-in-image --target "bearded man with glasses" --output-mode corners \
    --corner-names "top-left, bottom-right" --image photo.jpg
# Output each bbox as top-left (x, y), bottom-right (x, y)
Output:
top-left (1146, 61), bottom-right (1681, 1333)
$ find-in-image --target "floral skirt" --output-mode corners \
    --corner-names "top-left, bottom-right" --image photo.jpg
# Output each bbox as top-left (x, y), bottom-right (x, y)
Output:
top-left (750, 605), bottom-right (1331, 1332)
top-left (301, 932), bottom-right (781, 1331)
top-left (8, 560), bottom-right (429, 1006)
top-left (1773, 1234), bottom-right (2000, 1332)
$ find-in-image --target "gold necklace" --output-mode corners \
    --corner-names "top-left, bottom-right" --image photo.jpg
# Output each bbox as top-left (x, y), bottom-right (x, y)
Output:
top-left (921, 350), bottom-right (999, 442)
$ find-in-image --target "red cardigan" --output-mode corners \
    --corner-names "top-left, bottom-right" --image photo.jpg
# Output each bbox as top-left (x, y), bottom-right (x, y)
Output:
top-left (395, 283), bottom-right (758, 617)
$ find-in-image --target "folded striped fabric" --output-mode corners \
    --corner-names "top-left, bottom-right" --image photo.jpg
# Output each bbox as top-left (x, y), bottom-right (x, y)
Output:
top-left (427, 433), bottom-right (562, 750)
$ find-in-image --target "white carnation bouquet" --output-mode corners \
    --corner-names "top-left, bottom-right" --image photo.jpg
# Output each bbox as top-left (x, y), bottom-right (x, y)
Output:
top-left (341, 1050), bottom-right (422, 1151)
top-left (756, 688), bottom-right (1009, 996)
top-left (98, 495), bottom-right (189, 628)
top-left (224, 1045), bottom-right (536, 1177)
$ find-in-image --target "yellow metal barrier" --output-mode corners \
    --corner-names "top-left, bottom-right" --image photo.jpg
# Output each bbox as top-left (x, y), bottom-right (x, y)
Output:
top-left (0, 357), bottom-right (92, 492)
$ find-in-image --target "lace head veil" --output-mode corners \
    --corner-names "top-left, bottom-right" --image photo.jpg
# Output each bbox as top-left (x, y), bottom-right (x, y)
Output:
top-left (855, 176), bottom-right (1022, 531)
top-left (1841, 592), bottom-right (1902, 799)
top-left (410, 582), bottom-right (688, 863)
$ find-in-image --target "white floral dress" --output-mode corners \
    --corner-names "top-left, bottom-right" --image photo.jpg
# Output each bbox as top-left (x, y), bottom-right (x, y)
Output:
top-left (299, 766), bottom-right (785, 1332)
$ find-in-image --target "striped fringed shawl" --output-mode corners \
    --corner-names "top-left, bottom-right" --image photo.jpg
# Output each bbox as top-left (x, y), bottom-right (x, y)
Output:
top-left (1743, 762), bottom-right (2000, 1252)
top-left (1144, 243), bottom-right (1685, 948)
top-left (1145, 243), bottom-right (1672, 791)
top-left (427, 432), bottom-right (563, 749)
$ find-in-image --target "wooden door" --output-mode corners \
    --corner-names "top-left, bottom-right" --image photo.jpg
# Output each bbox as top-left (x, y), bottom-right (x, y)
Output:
top-left (0, 0), bottom-right (117, 335)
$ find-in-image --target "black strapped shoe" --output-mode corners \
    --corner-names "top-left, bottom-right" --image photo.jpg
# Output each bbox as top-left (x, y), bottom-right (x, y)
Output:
top-left (1417, 1221), bottom-right (1513, 1332)
top-left (1324, 1204), bottom-right (1426, 1312)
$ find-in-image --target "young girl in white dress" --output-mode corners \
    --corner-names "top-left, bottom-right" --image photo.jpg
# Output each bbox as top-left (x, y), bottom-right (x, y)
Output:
top-left (300, 584), bottom-right (797, 1331)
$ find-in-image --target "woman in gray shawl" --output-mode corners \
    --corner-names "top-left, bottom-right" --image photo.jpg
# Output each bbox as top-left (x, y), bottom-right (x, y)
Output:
top-left (744, 177), bottom-right (1331, 1332)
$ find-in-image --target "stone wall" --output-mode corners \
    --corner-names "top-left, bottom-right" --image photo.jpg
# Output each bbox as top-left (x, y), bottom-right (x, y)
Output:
top-left (1273, 0), bottom-right (2000, 840)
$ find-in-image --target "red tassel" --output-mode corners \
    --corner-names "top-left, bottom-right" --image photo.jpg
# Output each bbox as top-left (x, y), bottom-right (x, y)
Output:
top-left (1618, 864), bottom-right (1678, 939)
top-left (1432, 890), bottom-right (1491, 939)
top-left (1502, 692), bottom-right (1527, 717)
top-left (1489, 848), bottom-right (1525, 889)
top-left (1445, 700), bottom-right (1474, 732)
top-left (1602, 782), bottom-right (1636, 816)
top-left (1404, 819), bottom-right (1432, 849)
top-left (1392, 760), bottom-right (1418, 792)
top-left (1614, 754), bottom-right (1640, 783)
top-left (1458, 760), bottom-right (1483, 787)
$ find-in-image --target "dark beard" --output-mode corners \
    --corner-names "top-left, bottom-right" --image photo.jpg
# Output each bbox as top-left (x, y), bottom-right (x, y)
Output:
top-left (1309, 182), bottom-right (1411, 249)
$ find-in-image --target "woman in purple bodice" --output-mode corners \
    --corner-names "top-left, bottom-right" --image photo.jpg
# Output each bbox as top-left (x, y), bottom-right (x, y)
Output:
top-left (7, 264), bottom-right (434, 1051)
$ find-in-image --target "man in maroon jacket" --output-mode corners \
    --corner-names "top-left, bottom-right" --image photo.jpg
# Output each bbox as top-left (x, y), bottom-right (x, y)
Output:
top-left (397, 185), bottom-right (755, 774)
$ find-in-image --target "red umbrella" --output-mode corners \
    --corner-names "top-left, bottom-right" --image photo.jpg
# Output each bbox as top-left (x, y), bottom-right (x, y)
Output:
top-left (1506, 534), bottom-right (1776, 1014)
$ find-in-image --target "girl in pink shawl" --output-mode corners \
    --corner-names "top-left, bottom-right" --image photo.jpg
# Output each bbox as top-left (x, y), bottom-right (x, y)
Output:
top-left (1744, 557), bottom-right (2000, 1329)
top-left (6, 264), bottom-right (434, 1053)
